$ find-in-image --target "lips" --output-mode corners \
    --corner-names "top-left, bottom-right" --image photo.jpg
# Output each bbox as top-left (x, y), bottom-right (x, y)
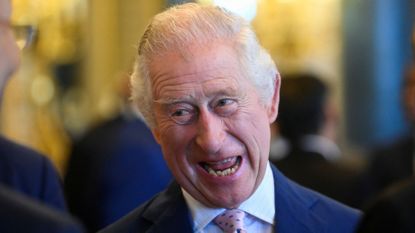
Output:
top-left (200, 156), bottom-right (241, 177)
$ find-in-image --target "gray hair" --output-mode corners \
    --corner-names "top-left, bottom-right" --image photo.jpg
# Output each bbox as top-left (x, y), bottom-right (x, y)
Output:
top-left (131, 3), bottom-right (278, 128)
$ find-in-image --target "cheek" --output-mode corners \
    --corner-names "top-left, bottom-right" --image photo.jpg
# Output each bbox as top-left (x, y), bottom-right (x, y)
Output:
top-left (158, 123), bottom-right (194, 155)
top-left (229, 109), bottom-right (271, 153)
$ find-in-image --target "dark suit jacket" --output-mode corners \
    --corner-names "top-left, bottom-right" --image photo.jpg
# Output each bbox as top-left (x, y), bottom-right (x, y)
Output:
top-left (0, 184), bottom-right (84, 233)
top-left (272, 149), bottom-right (366, 208)
top-left (65, 115), bottom-right (172, 232)
top-left (0, 136), bottom-right (66, 211)
top-left (98, 164), bottom-right (361, 233)
top-left (367, 136), bottom-right (414, 196)
top-left (356, 178), bottom-right (415, 233)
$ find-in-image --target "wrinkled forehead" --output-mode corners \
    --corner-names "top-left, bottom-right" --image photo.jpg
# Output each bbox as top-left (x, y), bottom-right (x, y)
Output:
top-left (148, 41), bottom-right (243, 79)
top-left (0, 0), bottom-right (11, 21)
top-left (148, 42), bottom-right (249, 98)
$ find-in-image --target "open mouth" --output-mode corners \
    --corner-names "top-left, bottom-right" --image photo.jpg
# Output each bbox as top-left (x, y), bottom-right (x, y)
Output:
top-left (200, 156), bottom-right (241, 177)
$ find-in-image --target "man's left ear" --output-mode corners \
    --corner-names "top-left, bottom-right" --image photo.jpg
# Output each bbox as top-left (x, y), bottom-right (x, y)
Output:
top-left (267, 74), bottom-right (280, 123)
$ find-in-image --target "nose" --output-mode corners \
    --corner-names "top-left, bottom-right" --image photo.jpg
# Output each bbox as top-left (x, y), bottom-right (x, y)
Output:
top-left (195, 109), bottom-right (225, 154)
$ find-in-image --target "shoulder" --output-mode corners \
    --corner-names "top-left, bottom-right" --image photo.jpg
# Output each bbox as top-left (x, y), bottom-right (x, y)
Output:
top-left (272, 165), bottom-right (361, 233)
top-left (356, 179), bottom-right (415, 233)
top-left (307, 187), bottom-right (362, 223)
top-left (0, 137), bottom-right (66, 210)
top-left (0, 136), bottom-right (56, 180)
top-left (98, 182), bottom-right (183, 233)
top-left (370, 136), bottom-right (412, 160)
top-left (284, 171), bottom-right (361, 217)
top-left (97, 199), bottom-right (154, 233)
top-left (0, 136), bottom-right (45, 165)
top-left (0, 185), bottom-right (84, 233)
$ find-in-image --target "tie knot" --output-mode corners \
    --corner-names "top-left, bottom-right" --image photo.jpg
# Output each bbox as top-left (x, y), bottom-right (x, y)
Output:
top-left (214, 209), bottom-right (246, 233)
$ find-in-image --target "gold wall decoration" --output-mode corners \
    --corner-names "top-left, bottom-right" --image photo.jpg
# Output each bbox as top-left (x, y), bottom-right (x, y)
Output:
top-left (254, 0), bottom-right (342, 79)
top-left (2, 0), bottom-right (343, 173)
top-left (254, 1), bottom-right (343, 102)
top-left (253, 0), bottom-right (345, 147)
top-left (1, 0), bottom-right (87, 174)
top-left (1, 0), bottom-right (165, 175)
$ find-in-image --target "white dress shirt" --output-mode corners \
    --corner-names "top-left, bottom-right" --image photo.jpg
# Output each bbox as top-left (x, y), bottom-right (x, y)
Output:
top-left (182, 162), bottom-right (275, 233)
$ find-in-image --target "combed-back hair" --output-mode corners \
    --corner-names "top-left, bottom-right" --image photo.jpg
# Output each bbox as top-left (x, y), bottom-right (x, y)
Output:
top-left (131, 3), bottom-right (278, 128)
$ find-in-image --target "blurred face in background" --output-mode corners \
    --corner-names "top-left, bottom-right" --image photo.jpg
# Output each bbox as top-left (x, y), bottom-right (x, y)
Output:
top-left (0, 0), bottom-right (20, 97)
top-left (150, 43), bottom-right (279, 208)
top-left (403, 66), bottom-right (415, 124)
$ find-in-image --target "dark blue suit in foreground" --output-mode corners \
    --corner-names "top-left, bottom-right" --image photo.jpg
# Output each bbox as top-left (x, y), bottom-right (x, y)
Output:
top-left (65, 115), bottom-right (172, 231)
top-left (356, 178), bottom-right (415, 233)
top-left (0, 136), bottom-right (66, 211)
top-left (0, 184), bottom-right (84, 233)
top-left (99, 164), bottom-right (361, 233)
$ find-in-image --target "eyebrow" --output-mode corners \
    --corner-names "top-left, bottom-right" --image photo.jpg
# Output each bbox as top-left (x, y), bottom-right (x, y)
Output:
top-left (153, 88), bottom-right (240, 105)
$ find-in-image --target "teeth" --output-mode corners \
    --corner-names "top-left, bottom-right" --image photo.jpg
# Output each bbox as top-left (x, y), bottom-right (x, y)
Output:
top-left (204, 159), bottom-right (240, 177)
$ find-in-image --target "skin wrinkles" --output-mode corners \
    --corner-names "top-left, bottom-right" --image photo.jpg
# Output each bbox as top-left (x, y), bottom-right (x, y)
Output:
top-left (149, 42), bottom-right (279, 208)
top-left (151, 62), bottom-right (240, 102)
top-left (154, 77), bottom-right (239, 105)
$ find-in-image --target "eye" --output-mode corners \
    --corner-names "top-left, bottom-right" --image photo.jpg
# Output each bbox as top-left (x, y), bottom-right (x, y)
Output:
top-left (168, 104), bottom-right (196, 125)
top-left (214, 98), bottom-right (237, 116)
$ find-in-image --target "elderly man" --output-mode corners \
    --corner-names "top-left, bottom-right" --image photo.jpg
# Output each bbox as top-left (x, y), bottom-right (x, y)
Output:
top-left (100, 3), bottom-right (361, 233)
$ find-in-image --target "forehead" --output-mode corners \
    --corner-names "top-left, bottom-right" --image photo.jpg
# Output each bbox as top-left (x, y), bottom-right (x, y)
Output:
top-left (149, 43), bottom-right (247, 100)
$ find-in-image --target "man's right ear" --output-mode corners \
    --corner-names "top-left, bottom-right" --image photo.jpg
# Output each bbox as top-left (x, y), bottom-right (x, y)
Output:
top-left (267, 73), bottom-right (281, 123)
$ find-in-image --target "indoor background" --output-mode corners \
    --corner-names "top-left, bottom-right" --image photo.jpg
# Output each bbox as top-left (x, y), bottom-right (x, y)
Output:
top-left (1, 0), bottom-right (414, 174)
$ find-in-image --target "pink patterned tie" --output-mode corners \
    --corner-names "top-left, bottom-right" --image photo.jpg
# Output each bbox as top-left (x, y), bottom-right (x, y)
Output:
top-left (214, 209), bottom-right (246, 233)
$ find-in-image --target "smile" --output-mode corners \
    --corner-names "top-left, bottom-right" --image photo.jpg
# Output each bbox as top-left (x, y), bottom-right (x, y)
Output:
top-left (201, 156), bottom-right (241, 177)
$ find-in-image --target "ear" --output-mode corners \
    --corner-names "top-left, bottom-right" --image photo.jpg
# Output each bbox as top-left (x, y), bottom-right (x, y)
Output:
top-left (321, 97), bottom-right (339, 140)
top-left (267, 73), bottom-right (281, 123)
top-left (323, 97), bottom-right (339, 126)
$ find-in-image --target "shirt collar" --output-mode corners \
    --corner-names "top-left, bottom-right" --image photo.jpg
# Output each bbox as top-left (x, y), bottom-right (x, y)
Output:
top-left (300, 134), bottom-right (341, 161)
top-left (182, 162), bottom-right (275, 232)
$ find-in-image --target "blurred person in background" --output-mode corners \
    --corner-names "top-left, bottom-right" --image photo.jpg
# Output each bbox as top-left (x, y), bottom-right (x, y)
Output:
top-left (0, 0), bottom-right (67, 212)
top-left (356, 30), bottom-right (415, 233)
top-left (64, 73), bottom-right (172, 232)
top-left (0, 184), bottom-right (84, 233)
top-left (0, 0), bottom-right (84, 232)
top-left (271, 74), bottom-right (366, 208)
top-left (366, 63), bottom-right (415, 199)
top-left (356, 178), bottom-right (415, 233)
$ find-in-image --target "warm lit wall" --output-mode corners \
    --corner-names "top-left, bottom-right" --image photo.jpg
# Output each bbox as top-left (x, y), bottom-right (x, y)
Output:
top-left (0, 0), bottom-right (165, 174)
top-left (82, 0), bottom-right (165, 126)
top-left (253, 0), bottom-right (346, 150)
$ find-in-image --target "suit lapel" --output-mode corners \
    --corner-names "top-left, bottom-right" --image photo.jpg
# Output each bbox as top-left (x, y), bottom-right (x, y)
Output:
top-left (142, 182), bottom-right (193, 233)
top-left (271, 164), bottom-right (327, 233)
top-left (140, 166), bottom-right (328, 233)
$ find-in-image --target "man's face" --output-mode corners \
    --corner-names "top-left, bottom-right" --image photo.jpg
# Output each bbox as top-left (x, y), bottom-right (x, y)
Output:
top-left (0, 0), bottom-right (20, 94)
top-left (149, 43), bottom-right (278, 208)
